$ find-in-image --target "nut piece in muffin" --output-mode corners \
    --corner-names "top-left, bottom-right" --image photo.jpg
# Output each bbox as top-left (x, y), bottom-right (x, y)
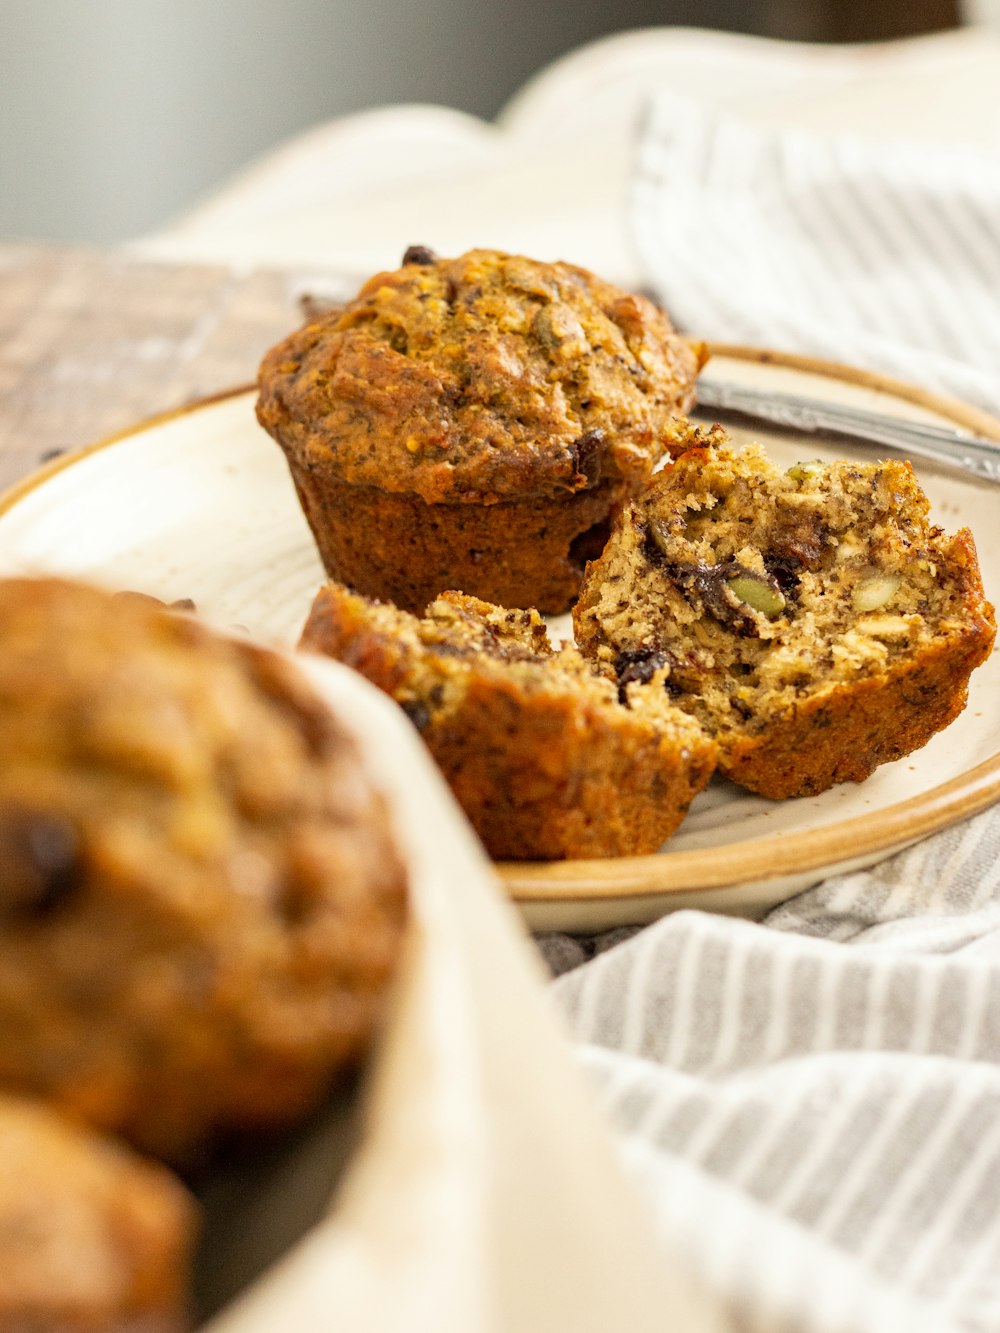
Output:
top-left (573, 426), bottom-right (996, 797)
top-left (257, 246), bottom-right (705, 613)
top-left (0, 578), bottom-right (407, 1163)
top-left (300, 582), bottom-right (716, 860)
top-left (0, 1093), bottom-right (195, 1332)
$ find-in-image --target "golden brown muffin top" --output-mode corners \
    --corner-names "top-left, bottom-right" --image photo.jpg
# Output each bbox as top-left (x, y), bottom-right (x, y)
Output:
top-left (256, 247), bottom-right (704, 503)
top-left (0, 1093), bottom-right (195, 1331)
top-left (0, 578), bottom-right (407, 1162)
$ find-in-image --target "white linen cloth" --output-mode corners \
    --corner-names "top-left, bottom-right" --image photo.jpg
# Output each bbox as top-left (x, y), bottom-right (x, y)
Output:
top-left (539, 103), bottom-right (1000, 1332)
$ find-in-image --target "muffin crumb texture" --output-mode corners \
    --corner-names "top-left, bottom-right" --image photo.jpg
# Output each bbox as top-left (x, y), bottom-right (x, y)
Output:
top-left (574, 427), bottom-right (996, 797)
top-left (301, 581), bottom-right (716, 859)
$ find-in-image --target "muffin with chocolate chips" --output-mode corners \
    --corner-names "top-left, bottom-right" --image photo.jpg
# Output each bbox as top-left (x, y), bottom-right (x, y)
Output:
top-left (0, 577), bottom-right (407, 1163)
top-left (573, 425), bottom-right (996, 797)
top-left (0, 1093), bottom-right (196, 1332)
top-left (301, 581), bottom-right (716, 859)
top-left (257, 246), bottom-right (704, 613)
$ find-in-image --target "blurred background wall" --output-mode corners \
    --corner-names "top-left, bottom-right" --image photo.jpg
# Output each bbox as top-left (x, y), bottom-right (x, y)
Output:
top-left (0, 0), bottom-right (961, 246)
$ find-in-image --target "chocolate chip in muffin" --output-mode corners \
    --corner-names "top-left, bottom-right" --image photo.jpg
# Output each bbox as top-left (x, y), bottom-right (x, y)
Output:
top-left (402, 244), bottom-right (437, 266)
top-left (0, 810), bottom-right (82, 918)
top-left (570, 428), bottom-right (606, 488)
top-left (614, 648), bottom-right (669, 703)
top-left (400, 697), bottom-right (432, 732)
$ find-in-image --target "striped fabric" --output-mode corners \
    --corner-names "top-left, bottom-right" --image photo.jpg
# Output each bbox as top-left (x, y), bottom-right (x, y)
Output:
top-left (545, 810), bottom-right (1000, 1331)
top-left (631, 94), bottom-right (1000, 413)
top-left (539, 107), bottom-right (1000, 1331)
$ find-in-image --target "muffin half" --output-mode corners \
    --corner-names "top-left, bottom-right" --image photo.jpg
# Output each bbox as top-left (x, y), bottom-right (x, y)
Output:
top-left (257, 246), bottom-right (704, 613)
top-left (301, 582), bottom-right (716, 859)
top-left (574, 427), bottom-right (996, 797)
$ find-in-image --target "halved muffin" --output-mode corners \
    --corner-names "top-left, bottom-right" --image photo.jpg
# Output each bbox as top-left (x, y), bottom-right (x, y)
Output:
top-left (574, 427), bottom-right (996, 797)
top-left (301, 582), bottom-right (716, 860)
top-left (257, 246), bottom-right (704, 613)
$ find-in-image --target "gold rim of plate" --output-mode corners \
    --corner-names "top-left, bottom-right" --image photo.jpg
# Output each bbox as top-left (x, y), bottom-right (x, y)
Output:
top-left (2, 347), bottom-right (998, 907)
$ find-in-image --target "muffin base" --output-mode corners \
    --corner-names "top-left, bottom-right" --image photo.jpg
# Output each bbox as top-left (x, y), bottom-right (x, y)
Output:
top-left (425, 673), bottom-right (714, 860)
top-left (720, 622), bottom-right (993, 798)
top-left (290, 469), bottom-right (626, 614)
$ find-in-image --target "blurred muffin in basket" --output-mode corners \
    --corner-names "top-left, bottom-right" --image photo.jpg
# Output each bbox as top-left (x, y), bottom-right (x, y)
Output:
top-left (301, 581), bottom-right (716, 860)
top-left (0, 578), bottom-right (407, 1163)
top-left (0, 1092), bottom-right (195, 1332)
top-left (257, 246), bottom-right (704, 613)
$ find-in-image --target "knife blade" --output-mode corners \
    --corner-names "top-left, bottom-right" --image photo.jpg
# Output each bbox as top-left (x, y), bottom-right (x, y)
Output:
top-left (693, 378), bottom-right (1000, 487)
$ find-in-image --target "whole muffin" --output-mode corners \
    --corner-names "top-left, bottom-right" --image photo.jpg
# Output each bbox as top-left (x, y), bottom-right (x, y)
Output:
top-left (574, 426), bottom-right (996, 797)
top-left (257, 246), bottom-right (705, 613)
top-left (301, 582), bottom-right (716, 860)
top-left (0, 578), bottom-right (407, 1162)
top-left (0, 1093), bottom-right (195, 1332)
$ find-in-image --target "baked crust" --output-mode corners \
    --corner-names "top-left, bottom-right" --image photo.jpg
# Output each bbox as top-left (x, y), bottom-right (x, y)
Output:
top-left (574, 428), bottom-right (996, 798)
top-left (300, 582), bottom-right (716, 860)
top-left (288, 471), bottom-right (628, 614)
top-left (258, 247), bottom-right (703, 611)
top-left (720, 609), bottom-right (993, 796)
top-left (0, 1093), bottom-right (195, 1332)
top-left (258, 247), bottom-right (702, 503)
top-left (0, 578), bottom-right (407, 1162)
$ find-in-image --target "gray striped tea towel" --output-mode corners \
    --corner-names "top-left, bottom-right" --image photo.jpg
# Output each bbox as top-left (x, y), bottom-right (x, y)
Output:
top-left (538, 103), bottom-right (1000, 1331)
top-left (632, 93), bottom-right (1000, 414)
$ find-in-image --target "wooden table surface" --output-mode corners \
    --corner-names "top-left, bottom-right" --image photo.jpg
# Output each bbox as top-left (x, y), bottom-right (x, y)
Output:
top-left (0, 243), bottom-right (307, 493)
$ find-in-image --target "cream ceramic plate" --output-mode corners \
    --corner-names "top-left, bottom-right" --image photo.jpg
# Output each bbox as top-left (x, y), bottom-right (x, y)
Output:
top-left (1, 348), bottom-right (998, 932)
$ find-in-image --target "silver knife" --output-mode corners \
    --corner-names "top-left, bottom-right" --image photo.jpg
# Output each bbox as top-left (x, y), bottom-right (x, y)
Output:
top-left (694, 377), bottom-right (1000, 487)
